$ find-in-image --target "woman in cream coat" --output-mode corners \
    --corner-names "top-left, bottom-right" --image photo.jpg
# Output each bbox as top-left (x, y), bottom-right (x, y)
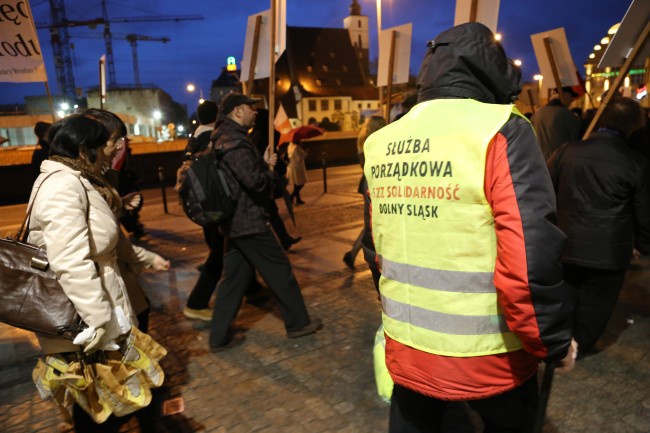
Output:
top-left (287, 139), bottom-right (308, 204)
top-left (28, 115), bottom-right (137, 355)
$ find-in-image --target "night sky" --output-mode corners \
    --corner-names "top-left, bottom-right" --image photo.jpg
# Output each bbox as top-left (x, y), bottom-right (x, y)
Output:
top-left (0, 0), bottom-right (632, 112)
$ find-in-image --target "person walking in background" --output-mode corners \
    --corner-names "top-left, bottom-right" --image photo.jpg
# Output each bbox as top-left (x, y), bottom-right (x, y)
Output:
top-left (85, 108), bottom-right (148, 239)
top-left (84, 108), bottom-right (171, 333)
top-left (175, 100), bottom-right (224, 321)
top-left (208, 93), bottom-right (321, 352)
top-left (30, 121), bottom-right (52, 182)
top-left (531, 86), bottom-right (581, 160)
top-left (343, 115), bottom-right (386, 273)
top-left (287, 138), bottom-right (308, 205)
top-left (548, 97), bottom-right (650, 354)
top-left (364, 23), bottom-right (575, 432)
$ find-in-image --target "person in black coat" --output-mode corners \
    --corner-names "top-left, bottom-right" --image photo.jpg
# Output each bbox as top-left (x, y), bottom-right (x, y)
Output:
top-left (30, 121), bottom-right (52, 182)
top-left (179, 100), bottom-right (224, 322)
top-left (548, 97), bottom-right (650, 352)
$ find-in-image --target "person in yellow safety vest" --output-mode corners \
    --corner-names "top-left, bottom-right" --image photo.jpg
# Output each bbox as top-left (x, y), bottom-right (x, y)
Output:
top-left (363, 22), bottom-right (577, 433)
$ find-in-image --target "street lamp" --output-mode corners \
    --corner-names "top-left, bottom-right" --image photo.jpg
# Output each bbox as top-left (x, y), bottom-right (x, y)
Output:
top-left (494, 33), bottom-right (502, 41)
top-left (513, 59), bottom-right (522, 67)
top-left (153, 110), bottom-right (162, 120)
top-left (186, 82), bottom-right (204, 104)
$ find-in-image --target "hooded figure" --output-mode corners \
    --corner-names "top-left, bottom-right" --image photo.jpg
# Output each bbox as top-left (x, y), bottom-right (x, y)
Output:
top-left (363, 23), bottom-right (575, 433)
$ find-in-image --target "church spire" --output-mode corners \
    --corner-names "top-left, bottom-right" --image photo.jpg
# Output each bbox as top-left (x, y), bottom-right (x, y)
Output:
top-left (350, 0), bottom-right (361, 16)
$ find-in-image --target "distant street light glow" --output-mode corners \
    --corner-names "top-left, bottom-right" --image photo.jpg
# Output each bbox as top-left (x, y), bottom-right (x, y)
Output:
top-left (594, 45), bottom-right (601, 51)
top-left (494, 33), bottom-right (502, 41)
top-left (589, 53), bottom-right (596, 59)
top-left (533, 74), bottom-right (543, 81)
top-left (514, 59), bottom-right (522, 67)
top-left (600, 37), bottom-right (610, 44)
top-left (153, 110), bottom-right (162, 120)
top-left (186, 84), bottom-right (195, 92)
top-left (60, 102), bottom-right (69, 110)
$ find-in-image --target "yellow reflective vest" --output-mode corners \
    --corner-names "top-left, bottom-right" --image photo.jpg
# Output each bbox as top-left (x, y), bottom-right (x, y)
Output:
top-left (364, 99), bottom-right (525, 357)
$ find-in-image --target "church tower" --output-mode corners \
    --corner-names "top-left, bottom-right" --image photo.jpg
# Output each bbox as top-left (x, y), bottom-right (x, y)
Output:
top-left (343, 0), bottom-right (370, 77)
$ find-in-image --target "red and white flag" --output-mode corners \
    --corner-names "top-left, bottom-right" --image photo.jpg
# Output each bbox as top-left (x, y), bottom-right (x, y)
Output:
top-left (274, 104), bottom-right (292, 134)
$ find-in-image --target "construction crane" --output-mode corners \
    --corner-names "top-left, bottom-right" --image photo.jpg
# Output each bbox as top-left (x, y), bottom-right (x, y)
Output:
top-left (42, 1), bottom-right (103, 100)
top-left (36, 0), bottom-right (202, 99)
top-left (98, 0), bottom-right (202, 88)
top-left (125, 34), bottom-right (170, 88)
top-left (73, 32), bottom-right (171, 87)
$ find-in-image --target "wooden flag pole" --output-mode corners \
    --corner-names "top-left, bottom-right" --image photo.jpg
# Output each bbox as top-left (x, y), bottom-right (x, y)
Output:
top-left (527, 88), bottom-right (536, 114)
top-left (44, 82), bottom-right (55, 122)
top-left (268, 0), bottom-right (277, 153)
top-left (245, 15), bottom-right (263, 97)
top-left (385, 30), bottom-right (397, 123)
top-left (543, 37), bottom-right (567, 106)
top-left (469, 0), bottom-right (479, 22)
top-left (583, 21), bottom-right (650, 138)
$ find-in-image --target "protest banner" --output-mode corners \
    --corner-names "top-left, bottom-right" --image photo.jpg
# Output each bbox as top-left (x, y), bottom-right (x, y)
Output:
top-left (0, 0), bottom-right (47, 83)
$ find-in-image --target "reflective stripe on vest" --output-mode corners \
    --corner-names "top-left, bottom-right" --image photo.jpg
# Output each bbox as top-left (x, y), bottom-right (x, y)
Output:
top-left (364, 99), bottom-right (526, 357)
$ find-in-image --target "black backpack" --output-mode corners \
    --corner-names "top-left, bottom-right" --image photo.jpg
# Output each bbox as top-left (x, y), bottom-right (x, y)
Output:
top-left (179, 149), bottom-right (238, 226)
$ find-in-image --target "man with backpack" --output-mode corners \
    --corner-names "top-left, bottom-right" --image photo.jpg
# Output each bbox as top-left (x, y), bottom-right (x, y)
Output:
top-left (177, 100), bottom-right (225, 321)
top-left (208, 92), bottom-right (321, 352)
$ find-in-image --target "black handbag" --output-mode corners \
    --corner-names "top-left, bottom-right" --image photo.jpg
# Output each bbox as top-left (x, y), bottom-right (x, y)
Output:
top-left (0, 172), bottom-right (85, 339)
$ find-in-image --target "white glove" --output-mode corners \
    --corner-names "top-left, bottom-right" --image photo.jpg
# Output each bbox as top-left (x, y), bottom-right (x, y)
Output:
top-left (122, 192), bottom-right (142, 211)
top-left (81, 327), bottom-right (107, 354)
top-left (151, 254), bottom-right (171, 271)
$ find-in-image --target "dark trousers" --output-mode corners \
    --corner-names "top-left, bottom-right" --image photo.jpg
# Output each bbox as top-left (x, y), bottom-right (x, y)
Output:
top-left (292, 184), bottom-right (304, 202)
top-left (209, 229), bottom-right (310, 347)
top-left (389, 376), bottom-right (539, 433)
top-left (563, 264), bottom-right (626, 351)
top-left (186, 224), bottom-right (224, 310)
top-left (269, 200), bottom-right (292, 248)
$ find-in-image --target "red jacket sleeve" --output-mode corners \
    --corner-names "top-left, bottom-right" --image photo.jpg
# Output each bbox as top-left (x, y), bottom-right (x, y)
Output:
top-left (485, 115), bottom-right (572, 362)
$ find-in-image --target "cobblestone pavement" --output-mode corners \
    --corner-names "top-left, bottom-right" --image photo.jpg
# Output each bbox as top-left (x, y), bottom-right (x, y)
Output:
top-left (0, 165), bottom-right (649, 433)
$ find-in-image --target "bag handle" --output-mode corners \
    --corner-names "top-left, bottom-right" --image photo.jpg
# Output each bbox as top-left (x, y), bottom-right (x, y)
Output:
top-left (16, 171), bottom-right (90, 243)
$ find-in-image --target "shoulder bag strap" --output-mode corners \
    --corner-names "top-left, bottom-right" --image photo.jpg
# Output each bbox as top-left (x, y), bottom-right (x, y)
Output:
top-left (17, 171), bottom-right (91, 243)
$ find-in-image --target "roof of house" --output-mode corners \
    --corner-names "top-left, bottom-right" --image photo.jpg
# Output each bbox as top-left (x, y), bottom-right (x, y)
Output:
top-left (282, 26), bottom-right (376, 101)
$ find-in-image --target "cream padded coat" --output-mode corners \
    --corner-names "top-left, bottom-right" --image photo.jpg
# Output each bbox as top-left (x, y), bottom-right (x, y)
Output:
top-left (28, 160), bottom-right (135, 354)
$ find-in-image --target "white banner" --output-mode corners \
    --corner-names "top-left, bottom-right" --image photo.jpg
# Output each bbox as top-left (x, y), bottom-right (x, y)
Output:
top-left (377, 23), bottom-right (413, 87)
top-left (0, 0), bottom-right (47, 83)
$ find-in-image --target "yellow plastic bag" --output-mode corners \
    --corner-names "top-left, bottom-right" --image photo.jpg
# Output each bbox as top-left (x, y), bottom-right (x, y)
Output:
top-left (373, 323), bottom-right (394, 403)
top-left (32, 327), bottom-right (167, 424)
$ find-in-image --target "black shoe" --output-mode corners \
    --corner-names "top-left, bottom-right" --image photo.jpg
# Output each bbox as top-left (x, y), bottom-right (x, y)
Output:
top-left (343, 251), bottom-right (355, 268)
top-left (296, 199), bottom-right (306, 205)
top-left (287, 318), bottom-right (322, 338)
top-left (282, 236), bottom-right (302, 251)
top-left (210, 334), bottom-right (246, 353)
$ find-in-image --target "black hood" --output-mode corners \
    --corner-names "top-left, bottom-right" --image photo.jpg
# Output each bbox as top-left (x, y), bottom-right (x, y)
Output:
top-left (416, 22), bottom-right (521, 104)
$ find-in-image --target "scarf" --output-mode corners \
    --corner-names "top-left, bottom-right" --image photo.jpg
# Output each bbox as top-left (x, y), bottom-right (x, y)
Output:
top-left (49, 155), bottom-right (120, 215)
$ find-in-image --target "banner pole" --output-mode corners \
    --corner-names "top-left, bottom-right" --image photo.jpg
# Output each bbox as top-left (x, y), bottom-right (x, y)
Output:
top-left (44, 82), bottom-right (55, 122)
top-left (268, 0), bottom-right (277, 154)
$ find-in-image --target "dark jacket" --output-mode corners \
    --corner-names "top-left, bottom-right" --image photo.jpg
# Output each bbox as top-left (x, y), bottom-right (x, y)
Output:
top-left (212, 117), bottom-right (278, 238)
top-left (548, 130), bottom-right (650, 269)
top-left (531, 99), bottom-right (581, 160)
